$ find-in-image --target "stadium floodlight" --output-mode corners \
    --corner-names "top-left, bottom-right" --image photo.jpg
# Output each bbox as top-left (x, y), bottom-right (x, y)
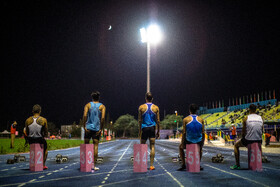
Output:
top-left (140, 24), bottom-right (163, 92)
top-left (140, 24), bottom-right (162, 44)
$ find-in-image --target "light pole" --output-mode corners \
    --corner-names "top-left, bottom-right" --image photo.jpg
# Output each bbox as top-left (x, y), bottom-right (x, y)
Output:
top-left (140, 24), bottom-right (162, 93)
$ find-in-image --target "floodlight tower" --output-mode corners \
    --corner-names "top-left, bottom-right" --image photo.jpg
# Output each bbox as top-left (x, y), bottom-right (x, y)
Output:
top-left (140, 24), bottom-right (162, 93)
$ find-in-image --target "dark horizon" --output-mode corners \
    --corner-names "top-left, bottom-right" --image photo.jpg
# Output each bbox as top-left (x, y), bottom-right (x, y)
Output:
top-left (2, 0), bottom-right (280, 130)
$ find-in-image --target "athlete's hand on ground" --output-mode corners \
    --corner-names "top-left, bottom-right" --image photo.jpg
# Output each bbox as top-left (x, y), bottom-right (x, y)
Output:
top-left (85, 128), bottom-right (89, 133)
top-left (97, 130), bottom-right (102, 135)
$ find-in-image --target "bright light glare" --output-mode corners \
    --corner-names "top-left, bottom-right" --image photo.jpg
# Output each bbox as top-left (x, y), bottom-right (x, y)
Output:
top-left (140, 24), bottom-right (162, 44)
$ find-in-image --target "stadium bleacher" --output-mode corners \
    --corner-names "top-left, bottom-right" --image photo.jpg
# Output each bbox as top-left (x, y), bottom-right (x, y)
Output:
top-left (199, 99), bottom-right (280, 129)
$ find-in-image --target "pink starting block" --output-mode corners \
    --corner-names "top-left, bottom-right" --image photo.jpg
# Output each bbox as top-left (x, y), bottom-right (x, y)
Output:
top-left (186, 144), bottom-right (200, 172)
top-left (133, 144), bottom-right (148, 172)
top-left (30, 144), bottom-right (43, 171)
top-left (248, 142), bottom-right (262, 171)
top-left (80, 144), bottom-right (94, 172)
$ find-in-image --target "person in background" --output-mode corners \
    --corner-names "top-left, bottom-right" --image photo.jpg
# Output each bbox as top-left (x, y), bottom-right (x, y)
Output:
top-left (230, 124), bottom-right (237, 145)
top-left (265, 132), bottom-right (271, 146)
top-left (10, 121), bottom-right (17, 148)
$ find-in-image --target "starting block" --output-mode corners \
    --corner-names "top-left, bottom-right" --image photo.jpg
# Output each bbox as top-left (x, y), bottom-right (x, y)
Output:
top-left (55, 154), bottom-right (68, 164)
top-left (248, 142), bottom-right (262, 171)
top-left (96, 157), bottom-right (103, 164)
top-left (186, 144), bottom-right (200, 172)
top-left (80, 144), bottom-right (94, 172)
top-left (133, 144), bottom-right (147, 172)
top-left (30, 144), bottom-right (43, 171)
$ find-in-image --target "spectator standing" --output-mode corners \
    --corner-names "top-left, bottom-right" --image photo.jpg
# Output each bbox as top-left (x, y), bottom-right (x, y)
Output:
top-left (10, 121), bottom-right (17, 148)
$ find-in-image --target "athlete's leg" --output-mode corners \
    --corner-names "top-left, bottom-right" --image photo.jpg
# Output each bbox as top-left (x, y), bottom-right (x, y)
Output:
top-left (149, 138), bottom-right (155, 167)
top-left (233, 139), bottom-right (244, 166)
top-left (200, 144), bottom-right (203, 161)
top-left (84, 130), bottom-right (90, 144)
top-left (140, 129), bottom-right (148, 144)
top-left (93, 139), bottom-right (99, 164)
top-left (179, 142), bottom-right (186, 167)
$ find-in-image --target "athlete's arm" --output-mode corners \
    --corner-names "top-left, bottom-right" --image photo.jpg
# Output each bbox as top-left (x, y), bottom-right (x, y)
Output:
top-left (241, 116), bottom-right (247, 138)
top-left (25, 118), bottom-right (31, 137)
top-left (200, 118), bottom-right (205, 143)
top-left (138, 105), bottom-right (143, 138)
top-left (99, 105), bottom-right (106, 134)
top-left (44, 118), bottom-right (48, 138)
top-left (83, 103), bottom-right (90, 132)
top-left (155, 106), bottom-right (160, 139)
top-left (181, 118), bottom-right (187, 144)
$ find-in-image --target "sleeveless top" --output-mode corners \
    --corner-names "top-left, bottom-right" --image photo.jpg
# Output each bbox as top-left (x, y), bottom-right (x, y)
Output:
top-left (186, 115), bottom-right (203, 143)
top-left (86, 102), bottom-right (102, 131)
top-left (245, 114), bottom-right (263, 141)
top-left (28, 117), bottom-right (43, 138)
top-left (10, 124), bottom-right (16, 134)
top-left (141, 103), bottom-right (156, 128)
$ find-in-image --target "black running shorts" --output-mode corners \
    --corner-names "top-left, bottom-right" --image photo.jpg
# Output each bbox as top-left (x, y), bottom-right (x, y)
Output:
top-left (141, 126), bottom-right (155, 141)
top-left (28, 137), bottom-right (48, 152)
top-left (85, 130), bottom-right (100, 141)
top-left (241, 138), bottom-right (262, 147)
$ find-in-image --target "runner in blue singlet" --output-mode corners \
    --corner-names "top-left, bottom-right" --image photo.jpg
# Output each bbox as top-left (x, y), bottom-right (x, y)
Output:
top-left (178, 104), bottom-right (205, 171)
top-left (138, 92), bottom-right (160, 170)
top-left (83, 91), bottom-right (106, 171)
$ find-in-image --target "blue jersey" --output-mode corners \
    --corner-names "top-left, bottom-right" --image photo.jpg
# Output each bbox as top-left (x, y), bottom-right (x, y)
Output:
top-left (86, 102), bottom-right (102, 131)
top-left (186, 115), bottom-right (203, 143)
top-left (141, 103), bottom-right (156, 128)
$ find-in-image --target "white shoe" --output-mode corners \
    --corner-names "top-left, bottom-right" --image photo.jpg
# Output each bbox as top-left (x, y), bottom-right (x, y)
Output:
top-left (94, 167), bottom-right (99, 171)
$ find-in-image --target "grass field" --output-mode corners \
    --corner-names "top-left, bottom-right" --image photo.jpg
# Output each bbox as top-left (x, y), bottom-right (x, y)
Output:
top-left (0, 138), bottom-right (88, 154)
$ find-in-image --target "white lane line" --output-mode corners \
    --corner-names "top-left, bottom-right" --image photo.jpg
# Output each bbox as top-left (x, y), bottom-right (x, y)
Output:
top-left (96, 173), bottom-right (167, 187)
top-left (38, 175), bottom-right (45, 179)
top-left (204, 164), bottom-right (269, 187)
top-left (28, 179), bottom-right (36, 183)
top-left (17, 183), bottom-right (26, 187)
top-left (154, 157), bottom-right (184, 187)
top-left (100, 141), bottom-right (132, 185)
top-left (0, 169), bottom-right (133, 187)
top-left (47, 173), bottom-right (52, 176)
top-left (1, 169), bottom-right (8, 172)
top-left (262, 166), bottom-right (280, 171)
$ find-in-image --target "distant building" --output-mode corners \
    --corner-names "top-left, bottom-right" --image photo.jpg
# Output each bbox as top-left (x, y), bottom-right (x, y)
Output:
top-left (61, 125), bottom-right (73, 135)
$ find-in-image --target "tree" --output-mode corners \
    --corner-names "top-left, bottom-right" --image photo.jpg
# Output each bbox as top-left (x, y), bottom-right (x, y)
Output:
top-left (161, 114), bottom-right (183, 130)
top-left (71, 121), bottom-right (81, 138)
top-left (113, 114), bottom-right (138, 138)
top-left (48, 122), bottom-right (59, 135)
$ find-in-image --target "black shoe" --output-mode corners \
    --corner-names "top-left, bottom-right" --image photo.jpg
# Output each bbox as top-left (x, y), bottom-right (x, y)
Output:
top-left (177, 165), bottom-right (186, 171)
top-left (200, 166), bottom-right (204, 171)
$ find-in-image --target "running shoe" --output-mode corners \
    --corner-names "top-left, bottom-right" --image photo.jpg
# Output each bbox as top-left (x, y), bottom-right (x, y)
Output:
top-left (200, 166), bottom-right (204, 171)
top-left (230, 165), bottom-right (240, 170)
top-left (149, 166), bottom-right (155, 170)
top-left (43, 166), bottom-right (48, 170)
top-left (94, 167), bottom-right (100, 171)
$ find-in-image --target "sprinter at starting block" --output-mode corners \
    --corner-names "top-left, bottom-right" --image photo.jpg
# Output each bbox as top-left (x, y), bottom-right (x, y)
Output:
top-left (230, 104), bottom-right (263, 170)
top-left (25, 104), bottom-right (48, 170)
top-left (178, 104), bottom-right (205, 171)
top-left (83, 91), bottom-right (106, 171)
top-left (138, 92), bottom-right (160, 170)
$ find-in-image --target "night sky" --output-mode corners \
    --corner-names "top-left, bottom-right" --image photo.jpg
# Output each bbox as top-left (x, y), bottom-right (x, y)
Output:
top-left (2, 0), bottom-right (280, 130)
